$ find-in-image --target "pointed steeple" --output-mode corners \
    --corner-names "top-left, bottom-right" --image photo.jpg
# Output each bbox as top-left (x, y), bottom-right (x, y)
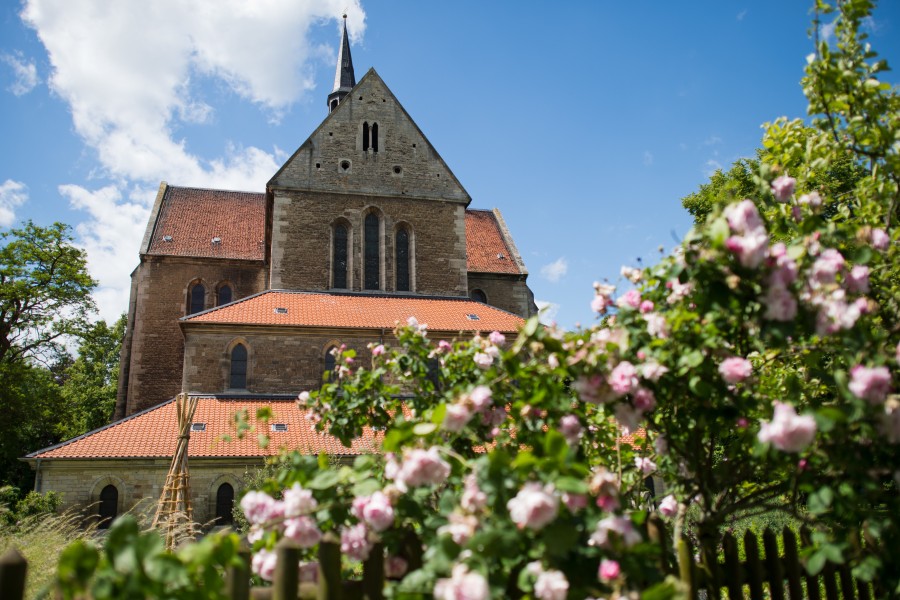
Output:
top-left (327, 15), bottom-right (356, 113)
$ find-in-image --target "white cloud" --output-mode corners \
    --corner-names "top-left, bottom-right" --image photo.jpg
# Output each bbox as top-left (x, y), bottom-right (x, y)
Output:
top-left (1, 52), bottom-right (39, 96)
top-left (21, 0), bottom-right (366, 188)
top-left (643, 151), bottom-right (654, 166)
top-left (20, 0), bottom-right (367, 320)
top-left (736, 9), bottom-right (747, 21)
top-left (704, 159), bottom-right (723, 177)
top-left (819, 20), bottom-right (836, 43)
top-left (540, 257), bottom-right (568, 283)
top-left (59, 184), bottom-right (154, 322)
top-left (0, 180), bottom-right (29, 226)
top-left (535, 300), bottom-right (560, 326)
top-left (702, 135), bottom-right (722, 146)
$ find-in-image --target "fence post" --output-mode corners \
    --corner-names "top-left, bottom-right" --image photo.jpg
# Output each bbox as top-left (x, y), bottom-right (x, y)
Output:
top-left (721, 532), bottom-right (742, 600)
top-left (781, 528), bottom-right (804, 600)
top-left (744, 530), bottom-right (764, 600)
top-left (762, 528), bottom-right (785, 600)
top-left (0, 547), bottom-right (27, 600)
top-left (273, 538), bottom-right (300, 600)
top-left (226, 539), bottom-right (251, 600)
top-left (317, 538), bottom-right (342, 600)
top-left (362, 542), bottom-right (384, 600)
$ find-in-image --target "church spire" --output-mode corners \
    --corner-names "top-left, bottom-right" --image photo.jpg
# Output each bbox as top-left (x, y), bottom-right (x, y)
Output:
top-left (327, 15), bottom-right (356, 113)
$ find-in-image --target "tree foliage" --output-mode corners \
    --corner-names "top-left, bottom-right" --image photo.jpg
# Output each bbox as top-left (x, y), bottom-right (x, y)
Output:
top-left (0, 221), bottom-right (95, 365)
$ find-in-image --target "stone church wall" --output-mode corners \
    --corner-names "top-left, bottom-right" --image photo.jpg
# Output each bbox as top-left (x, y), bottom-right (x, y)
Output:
top-left (269, 190), bottom-right (468, 297)
top-left (119, 257), bottom-right (267, 416)
top-left (467, 273), bottom-right (537, 319)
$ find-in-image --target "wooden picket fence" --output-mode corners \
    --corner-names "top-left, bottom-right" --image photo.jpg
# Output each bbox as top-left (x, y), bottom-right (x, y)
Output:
top-left (0, 523), bottom-right (881, 599)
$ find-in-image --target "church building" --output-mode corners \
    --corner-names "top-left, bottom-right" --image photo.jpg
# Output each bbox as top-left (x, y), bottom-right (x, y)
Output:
top-left (24, 19), bottom-right (536, 525)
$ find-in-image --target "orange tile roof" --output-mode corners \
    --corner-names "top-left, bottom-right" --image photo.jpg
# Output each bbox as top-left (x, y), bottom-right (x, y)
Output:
top-left (183, 291), bottom-right (524, 333)
top-left (465, 210), bottom-right (521, 275)
top-left (146, 186), bottom-right (266, 260)
top-left (28, 396), bottom-right (380, 459)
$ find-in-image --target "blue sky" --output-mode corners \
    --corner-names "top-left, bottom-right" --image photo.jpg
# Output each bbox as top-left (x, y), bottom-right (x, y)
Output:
top-left (1, 1), bottom-right (898, 328)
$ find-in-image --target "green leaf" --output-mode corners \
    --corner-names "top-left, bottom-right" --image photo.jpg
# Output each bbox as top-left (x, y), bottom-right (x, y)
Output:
top-left (541, 522), bottom-right (579, 558)
top-left (808, 486), bottom-right (834, 515)
top-left (807, 549), bottom-right (827, 575)
top-left (543, 430), bottom-right (568, 463)
top-left (554, 476), bottom-right (589, 494)
top-left (352, 478), bottom-right (382, 497)
top-left (413, 422), bottom-right (437, 436)
top-left (307, 470), bottom-right (342, 490)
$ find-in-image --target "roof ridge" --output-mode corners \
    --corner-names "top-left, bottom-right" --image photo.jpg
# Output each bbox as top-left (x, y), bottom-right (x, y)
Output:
top-left (25, 396), bottom-right (178, 458)
top-left (167, 184), bottom-right (264, 195)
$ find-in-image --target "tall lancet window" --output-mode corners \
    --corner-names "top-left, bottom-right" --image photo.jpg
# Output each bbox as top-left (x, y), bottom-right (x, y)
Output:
top-left (371, 123), bottom-right (379, 152)
top-left (362, 121), bottom-right (370, 151)
top-left (364, 213), bottom-right (380, 290)
top-left (230, 344), bottom-right (248, 389)
top-left (333, 224), bottom-right (348, 288)
top-left (396, 228), bottom-right (410, 292)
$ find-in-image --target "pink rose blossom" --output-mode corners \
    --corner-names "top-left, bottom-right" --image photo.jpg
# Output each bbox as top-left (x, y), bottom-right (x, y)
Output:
top-left (718, 357), bottom-right (753, 384)
top-left (771, 175), bottom-right (796, 202)
top-left (763, 285), bottom-right (798, 321)
top-left (461, 474), bottom-right (487, 512)
top-left (811, 248), bottom-right (845, 284)
top-left (589, 515), bottom-right (642, 548)
top-left (341, 523), bottom-right (373, 562)
top-left (534, 569), bottom-right (569, 600)
top-left (434, 564), bottom-right (489, 600)
top-left (507, 482), bottom-right (559, 530)
top-left (283, 516), bottom-right (322, 548)
top-left (240, 491), bottom-right (281, 526)
top-left (724, 199), bottom-right (764, 234)
top-left (468, 385), bottom-right (493, 412)
top-left (758, 402), bottom-right (817, 453)
top-left (573, 374), bottom-right (614, 405)
top-left (297, 391), bottom-right (310, 405)
top-left (406, 316), bottom-right (428, 335)
top-left (643, 312), bottom-right (669, 339)
top-left (621, 265), bottom-right (643, 282)
top-left (488, 331), bottom-right (506, 345)
top-left (559, 415), bottom-right (584, 445)
top-left (845, 265), bottom-right (870, 293)
top-left (616, 289), bottom-right (642, 310)
top-left (591, 294), bottom-right (612, 314)
top-left (353, 491), bottom-right (395, 532)
top-left (633, 387), bottom-right (656, 411)
top-left (640, 361), bottom-right (669, 381)
top-left (848, 365), bottom-right (892, 404)
top-left (598, 559), bottom-right (621, 581)
top-left (473, 352), bottom-right (493, 369)
top-left (371, 344), bottom-right (385, 356)
top-left (815, 292), bottom-right (861, 335)
top-left (439, 511), bottom-right (478, 545)
top-left (667, 279), bottom-right (693, 304)
top-left (726, 230), bottom-right (769, 268)
top-left (251, 549), bottom-right (277, 581)
top-left (658, 494), bottom-right (678, 517)
top-left (609, 361), bottom-right (638, 395)
top-left (385, 556), bottom-right (408, 579)
top-left (391, 447), bottom-right (451, 492)
top-left (562, 492), bottom-right (587, 512)
top-left (283, 483), bottom-right (317, 517)
top-left (638, 300), bottom-right (655, 314)
top-left (438, 340), bottom-right (453, 353)
top-left (799, 191), bottom-right (822, 207)
top-left (634, 456), bottom-right (656, 474)
top-left (614, 403), bottom-right (642, 434)
top-left (871, 228), bottom-right (890, 251)
top-left (444, 403), bottom-right (473, 432)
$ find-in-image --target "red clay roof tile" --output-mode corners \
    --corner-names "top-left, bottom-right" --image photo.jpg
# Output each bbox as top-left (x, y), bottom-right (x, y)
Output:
top-left (146, 186), bottom-right (266, 260)
top-left (465, 210), bottom-right (521, 275)
top-left (183, 291), bottom-right (524, 333)
top-left (30, 396), bottom-right (379, 459)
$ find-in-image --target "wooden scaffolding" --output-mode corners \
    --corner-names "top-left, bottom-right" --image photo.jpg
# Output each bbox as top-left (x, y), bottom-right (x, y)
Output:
top-left (152, 392), bottom-right (200, 548)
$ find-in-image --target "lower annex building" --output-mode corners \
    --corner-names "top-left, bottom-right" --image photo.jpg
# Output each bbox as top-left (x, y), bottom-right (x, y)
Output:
top-left (24, 19), bottom-right (536, 526)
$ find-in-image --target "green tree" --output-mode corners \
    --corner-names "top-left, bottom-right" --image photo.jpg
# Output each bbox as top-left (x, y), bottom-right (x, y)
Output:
top-left (59, 315), bottom-right (126, 438)
top-left (0, 221), bottom-right (96, 366)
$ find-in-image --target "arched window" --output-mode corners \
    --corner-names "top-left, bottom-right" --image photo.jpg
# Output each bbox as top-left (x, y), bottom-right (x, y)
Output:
top-left (371, 123), bottom-right (379, 152)
top-left (364, 213), bottom-right (380, 290)
top-left (333, 224), bottom-right (348, 289)
top-left (396, 228), bottom-right (410, 292)
top-left (362, 121), bottom-right (370, 151)
top-left (217, 284), bottom-right (232, 306)
top-left (324, 346), bottom-right (337, 382)
top-left (470, 289), bottom-right (487, 304)
top-left (230, 344), bottom-right (248, 389)
top-left (188, 283), bottom-right (205, 314)
top-left (98, 484), bottom-right (118, 529)
top-left (215, 483), bottom-right (234, 525)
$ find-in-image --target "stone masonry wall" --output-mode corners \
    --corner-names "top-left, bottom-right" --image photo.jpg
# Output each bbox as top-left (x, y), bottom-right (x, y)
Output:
top-left (270, 190), bottom-right (467, 296)
top-left (123, 257), bottom-right (266, 416)
top-left (467, 273), bottom-right (537, 319)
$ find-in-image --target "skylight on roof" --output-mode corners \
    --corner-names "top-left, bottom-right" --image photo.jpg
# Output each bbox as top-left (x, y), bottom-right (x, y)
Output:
top-left (163, 235), bottom-right (173, 242)
top-left (271, 423), bottom-right (288, 432)
top-left (497, 253), bottom-right (506, 260)
top-left (466, 314), bottom-right (480, 320)
top-left (274, 307), bottom-right (288, 314)
top-left (191, 423), bottom-right (206, 432)
top-left (211, 237), bottom-right (222, 244)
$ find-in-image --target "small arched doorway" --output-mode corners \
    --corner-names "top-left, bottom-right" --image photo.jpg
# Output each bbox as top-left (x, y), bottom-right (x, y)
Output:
top-left (98, 484), bottom-right (118, 529)
top-left (215, 483), bottom-right (234, 526)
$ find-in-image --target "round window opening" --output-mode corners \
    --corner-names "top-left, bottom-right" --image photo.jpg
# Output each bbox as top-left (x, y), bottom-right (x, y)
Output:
top-left (393, 165), bottom-right (402, 175)
top-left (340, 160), bottom-right (351, 171)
